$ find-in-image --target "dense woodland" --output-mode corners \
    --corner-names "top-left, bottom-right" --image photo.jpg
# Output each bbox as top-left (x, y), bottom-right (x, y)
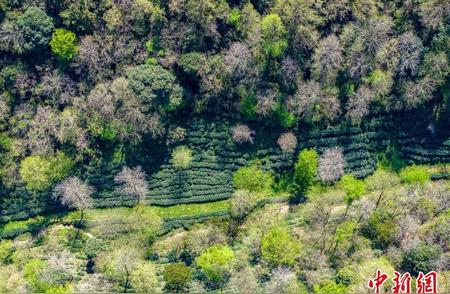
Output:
top-left (0, 0), bottom-right (449, 293)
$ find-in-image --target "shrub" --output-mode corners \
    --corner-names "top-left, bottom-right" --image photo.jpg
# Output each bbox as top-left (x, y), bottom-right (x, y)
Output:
top-left (23, 258), bottom-right (49, 293)
top-left (261, 226), bottom-right (300, 267)
top-left (195, 244), bottom-right (235, 284)
top-left (130, 262), bottom-right (160, 293)
top-left (292, 149), bottom-right (318, 202)
top-left (402, 241), bottom-right (442, 275)
top-left (171, 146), bottom-right (193, 169)
top-left (364, 208), bottom-right (397, 249)
top-left (265, 268), bottom-right (308, 293)
top-left (399, 165), bottom-right (430, 185)
top-left (163, 263), bottom-right (192, 292)
top-left (230, 189), bottom-right (259, 220)
top-left (232, 163), bottom-right (273, 193)
top-left (339, 175), bottom-right (366, 206)
top-left (313, 281), bottom-right (348, 294)
top-left (0, 240), bottom-right (14, 264)
top-left (277, 132), bottom-right (298, 153)
top-left (231, 124), bottom-right (254, 144)
top-left (19, 152), bottom-right (73, 191)
top-left (49, 28), bottom-right (78, 60)
top-left (96, 246), bottom-right (143, 291)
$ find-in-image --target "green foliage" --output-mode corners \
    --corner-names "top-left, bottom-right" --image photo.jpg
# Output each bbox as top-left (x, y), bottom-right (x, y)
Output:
top-left (377, 147), bottom-right (406, 172)
top-left (399, 165), bottom-right (430, 185)
top-left (292, 149), bottom-right (318, 202)
top-left (0, 240), bottom-right (14, 264)
top-left (195, 244), bottom-right (235, 283)
top-left (23, 258), bottom-right (49, 293)
top-left (339, 175), bottom-right (365, 205)
top-left (233, 162), bottom-right (274, 193)
top-left (49, 28), bottom-right (78, 60)
top-left (239, 89), bottom-right (257, 119)
top-left (275, 104), bottom-right (297, 128)
top-left (261, 226), bottom-right (300, 267)
top-left (0, 216), bottom-right (46, 239)
top-left (171, 146), bottom-right (193, 169)
top-left (178, 52), bottom-right (206, 76)
top-left (334, 220), bottom-right (357, 244)
top-left (127, 64), bottom-right (183, 111)
top-left (313, 281), bottom-right (348, 294)
top-left (0, 133), bottom-right (11, 151)
top-left (229, 8), bottom-right (240, 26)
top-left (402, 241), bottom-right (442, 275)
top-left (17, 6), bottom-right (54, 52)
top-left (365, 208), bottom-right (397, 249)
top-left (365, 169), bottom-right (401, 192)
top-left (261, 13), bottom-right (287, 58)
top-left (19, 152), bottom-right (73, 191)
top-left (163, 263), bottom-right (192, 292)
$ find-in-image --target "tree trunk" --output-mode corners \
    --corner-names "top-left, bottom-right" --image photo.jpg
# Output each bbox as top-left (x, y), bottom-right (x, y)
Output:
top-left (124, 265), bottom-right (130, 293)
top-left (74, 210), bottom-right (84, 242)
top-left (375, 190), bottom-right (384, 209)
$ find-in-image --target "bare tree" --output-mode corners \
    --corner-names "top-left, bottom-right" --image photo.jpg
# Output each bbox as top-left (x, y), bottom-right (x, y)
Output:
top-left (40, 250), bottom-right (81, 286)
top-left (277, 132), bottom-right (298, 153)
top-left (287, 80), bottom-right (322, 118)
top-left (256, 88), bottom-right (278, 117)
top-left (420, 0), bottom-right (450, 30)
top-left (359, 17), bottom-right (392, 56)
top-left (74, 35), bottom-right (109, 81)
top-left (114, 166), bottom-right (149, 204)
top-left (311, 34), bottom-right (343, 85)
top-left (265, 267), bottom-right (302, 293)
top-left (37, 69), bottom-right (77, 105)
top-left (166, 126), bottom-right (186, 145)
top-left (0, 95), bottom-right (9, 119)
top-left (287, 80), bottom-right (340, 122)
top-left (280, 57), bottom-right (301, 90)
top-left (231, 124), bottom-right (254, 144)
top-left (397, 31), bottom-right (424, 77)
top-left (402, 77), bottom-right (435, 109)
top-left (0, 20), bottom-right (25, 53)
top-left (365, 170), bottom-right (401, 209)
top-left (346, 85), bottom-right (373, 122)
top-left (26, 106), bottom-right (60, 156)
top-left (223, 42), bottom-right (253, 79)
top-left (318, 148), bottom-right (346, 184)
top-left (230, 190), bottom-right (256, 221)
top-left (75, 273), bottom-right (113, 293)
top-left (53, 177), bottom-right (94, 240)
